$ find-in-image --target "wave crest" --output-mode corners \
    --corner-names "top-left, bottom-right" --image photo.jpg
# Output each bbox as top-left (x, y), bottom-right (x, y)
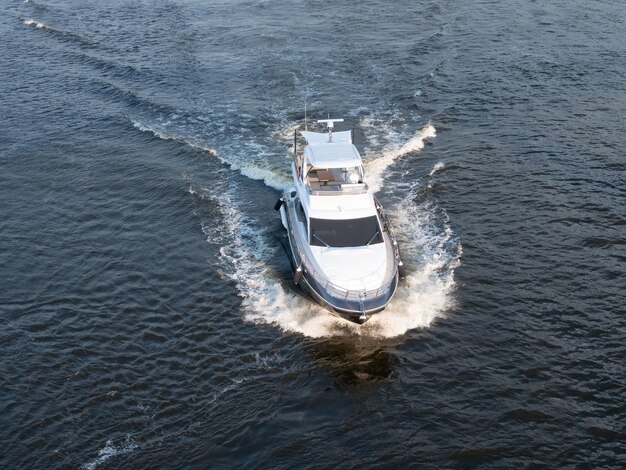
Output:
top-left (366, 123), bottom-right (436, 193)
top-left (21, 17), bottom-right (47, 29)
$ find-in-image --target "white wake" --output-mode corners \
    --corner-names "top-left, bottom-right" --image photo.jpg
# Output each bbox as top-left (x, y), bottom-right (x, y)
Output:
top-left (21, 18), bottom-right (47, 29)
top-left (130, 117), bottom-right (291, 191)
top-left (211, 122), bottom-right (458, 338)
top-left (136, 111), bottom-right (458, 338)
top-left (365, 122), bottom-right (436, 193)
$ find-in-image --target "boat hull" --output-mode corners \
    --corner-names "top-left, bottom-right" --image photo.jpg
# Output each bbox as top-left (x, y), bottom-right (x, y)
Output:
top-left (298, 273), bottom-right (393, 324)
top-left (279, 195), bottom-right (399, 324)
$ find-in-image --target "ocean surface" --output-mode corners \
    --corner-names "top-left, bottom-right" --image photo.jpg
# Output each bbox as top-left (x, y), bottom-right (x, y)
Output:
top-left (1, 0), bottom-right (625, 467)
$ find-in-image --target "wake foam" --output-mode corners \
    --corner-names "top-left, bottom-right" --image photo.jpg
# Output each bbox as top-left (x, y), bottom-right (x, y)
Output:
top-left (239, 194), bottom-right (460, 338)
top-left (131, 118), bottom-right (215, 153)
top-left (82, 437), bottom-right (139, 470)
top-left (20, 16), bottom-right (93, 47)
top-left (138, 109), bottom-right (456, 338)
top-left (240, 234), bottom-right (457, 338)
top-left (21, 18), bottom-right (46, 29)
top-left (430, 161), bottom-right (445, 176)
top-left (374, 196), bottom-right (461, 337)
top-left (131, 116), bottom-right (290, 190)
top-left (194, 120), bottom-right (459, 338)
top-left (366, 123), bottom-right (436, 193)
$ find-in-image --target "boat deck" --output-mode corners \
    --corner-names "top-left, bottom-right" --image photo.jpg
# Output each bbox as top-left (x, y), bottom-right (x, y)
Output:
top-left (306, 169), bottom-right (368, 193)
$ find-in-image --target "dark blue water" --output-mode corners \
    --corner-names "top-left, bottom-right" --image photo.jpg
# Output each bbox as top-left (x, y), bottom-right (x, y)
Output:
top-left (1, 0), bottom-right (625, 467)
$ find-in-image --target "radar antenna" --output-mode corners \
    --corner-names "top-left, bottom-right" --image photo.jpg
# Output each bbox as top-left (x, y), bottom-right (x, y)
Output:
top-left (317, 118), bottom-right (344, 143)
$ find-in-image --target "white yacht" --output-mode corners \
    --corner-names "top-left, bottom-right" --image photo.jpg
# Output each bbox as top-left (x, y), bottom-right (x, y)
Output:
top-left (275, 118), bottom-right (404, 324)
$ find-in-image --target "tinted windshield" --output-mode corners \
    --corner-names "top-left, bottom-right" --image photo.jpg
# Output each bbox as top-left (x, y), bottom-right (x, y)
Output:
top-left (309, 216), bottom-right (383, 247)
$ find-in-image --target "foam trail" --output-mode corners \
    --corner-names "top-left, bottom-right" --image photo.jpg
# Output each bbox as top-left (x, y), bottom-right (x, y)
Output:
top-left (234, 163), bottom-right (291, 192)
top-left (82, 437), bottom-right (138, 470)
top-left (149, 112), bottom-right (455, 337)
top-left (358, 114), bottom-right (401, 148)
top-left (132, 119), bottom-right (176, 143)
top-left (236, 197), bottom-right (460, 338)
top-left (367, 204), bottom-right (461, 337)
top-left (21, 18), bottom-right (46, 29)
top-left (272, 119), bottom-right (305, 143)
top-left (197, 185), bottom-right (334, 337)
top-left (208, 121), bottom-right (459, 338)
top-left (366, 123), bottom-right (436, 193)
top-left (131, 117), bottom-right (290, 190)
top-left (430, 161), bottom-right (445, 176)
top-left (187, 178), bottom-right (364, 338)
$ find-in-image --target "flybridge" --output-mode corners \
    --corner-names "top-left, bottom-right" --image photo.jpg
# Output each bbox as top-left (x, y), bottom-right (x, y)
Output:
top-left (302, 141), bottom-right (361, 169)
top-left (299, 118), bottom-right (353, 145)
top-left (300, 130), bottom-right (353, 145)
top-left (293, 117), bottom-right (365, 192)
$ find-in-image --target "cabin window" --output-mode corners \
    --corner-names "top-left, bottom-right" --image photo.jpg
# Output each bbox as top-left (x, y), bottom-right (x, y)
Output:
top-left (309, 216), bottom-right (383, 248)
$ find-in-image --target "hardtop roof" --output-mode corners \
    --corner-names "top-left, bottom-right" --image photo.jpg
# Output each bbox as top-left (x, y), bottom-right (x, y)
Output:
top-left (300, 131), bottom-right (362, 169)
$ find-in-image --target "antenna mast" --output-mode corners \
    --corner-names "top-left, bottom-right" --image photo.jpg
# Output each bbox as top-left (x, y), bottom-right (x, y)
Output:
top-left (317, 118), bottom-right (344, 143)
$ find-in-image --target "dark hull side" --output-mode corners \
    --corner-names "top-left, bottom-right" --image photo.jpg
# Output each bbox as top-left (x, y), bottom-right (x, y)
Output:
top-left (299, 274), bottom-right (390, 324)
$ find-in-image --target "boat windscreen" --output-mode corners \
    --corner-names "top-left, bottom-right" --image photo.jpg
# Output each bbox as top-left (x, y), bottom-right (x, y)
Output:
top-left (309, 216), bottom-right (383, 248)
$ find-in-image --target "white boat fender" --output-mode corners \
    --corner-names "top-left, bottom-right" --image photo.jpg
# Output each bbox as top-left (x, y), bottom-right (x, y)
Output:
top-left (398, 260), bottom-right (406, 278)
top-left (293, 266), bottom-right (303, 284)
top-left (274, 198), bottom-right (284, 211)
